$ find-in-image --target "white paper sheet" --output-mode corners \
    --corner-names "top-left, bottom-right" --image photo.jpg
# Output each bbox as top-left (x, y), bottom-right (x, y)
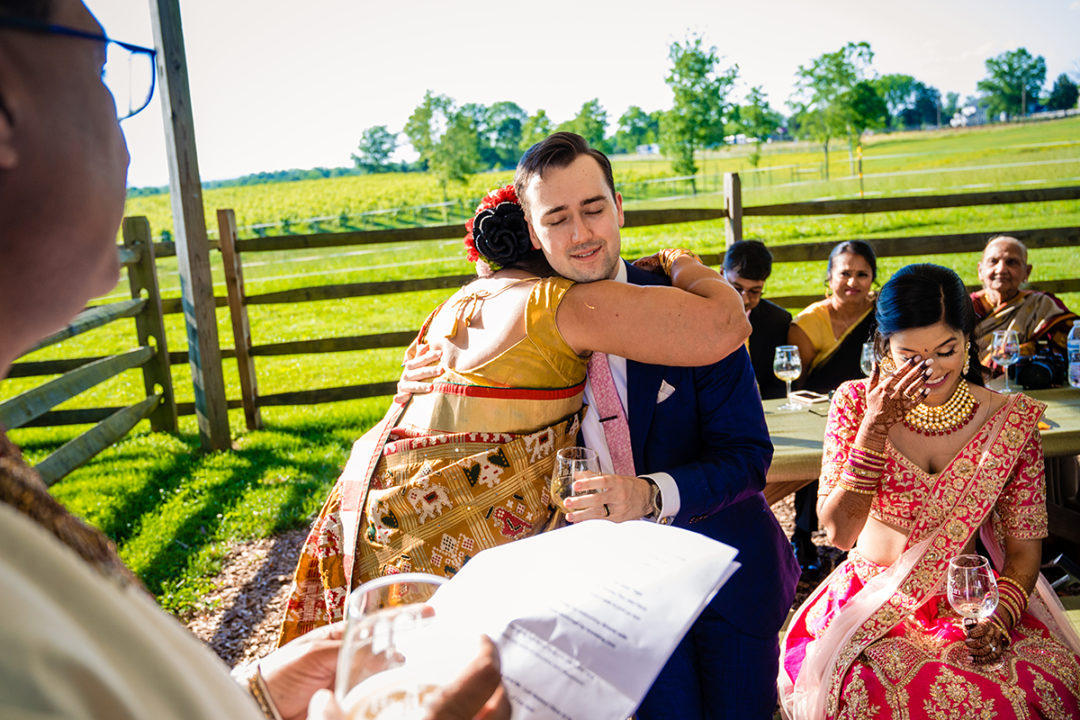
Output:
top-left (429, 519), bottom-right (739, 720)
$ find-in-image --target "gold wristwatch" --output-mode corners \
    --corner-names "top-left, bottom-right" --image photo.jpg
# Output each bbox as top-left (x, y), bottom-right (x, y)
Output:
top-left (644, 478), bottom-right (663, 520)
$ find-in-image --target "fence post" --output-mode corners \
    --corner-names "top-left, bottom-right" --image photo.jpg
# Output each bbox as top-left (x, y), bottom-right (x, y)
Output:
top-left (217, 209), bottom-right (262, 430)
top-left (122, 216), bottom-right (177, 433)
top-left (151, 0), bottom-right (231, 450)
top-left (724, 172), bottom-right (743, 248)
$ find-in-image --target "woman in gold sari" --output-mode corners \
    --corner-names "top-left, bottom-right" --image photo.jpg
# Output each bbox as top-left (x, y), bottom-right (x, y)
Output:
top-left (788, 240), bottom-right (879, 569)
top-left (279, 174), bottom-right (748, 644)
top-left (779, 264), bottom-right (1080, 719)
top-left (788, 240), bottom-right (878, 392)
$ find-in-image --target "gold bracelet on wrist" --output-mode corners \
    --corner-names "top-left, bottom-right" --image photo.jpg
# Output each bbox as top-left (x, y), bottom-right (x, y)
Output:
top-left (851, 444), bottom-right (888, 461)
top-left (838, 471), bottom-right (879, 494)
top-left (236, 663), bottom-right (283, 720)
top-left (658, 248), bottom-right (702, 275)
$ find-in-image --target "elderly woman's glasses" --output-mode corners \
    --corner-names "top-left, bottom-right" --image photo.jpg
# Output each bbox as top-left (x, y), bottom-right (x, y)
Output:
top-left (0, 16), bottom-right (157, 121)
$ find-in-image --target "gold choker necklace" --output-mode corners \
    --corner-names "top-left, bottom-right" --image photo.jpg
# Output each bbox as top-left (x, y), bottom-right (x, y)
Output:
top-left (903, 380), bottom-right (978, 436)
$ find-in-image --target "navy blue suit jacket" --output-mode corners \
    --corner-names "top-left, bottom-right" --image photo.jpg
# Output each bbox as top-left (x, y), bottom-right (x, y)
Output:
top-left (624, 262), bottom-right (799, 636)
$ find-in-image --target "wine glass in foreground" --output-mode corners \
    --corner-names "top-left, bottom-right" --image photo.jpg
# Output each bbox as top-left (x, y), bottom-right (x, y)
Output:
top-left (550, 446), bottom-right (601, 512)
top-left (860, 342), bottom-right (875, 377)
top-left (991, 329), bottom-right (1020, 393)
top-left (337, 573), bottom-right (466, 719)
top-left (946, 554), bottom-right (1001, 667)
top-left (773, 345), bottom-right (803, 412)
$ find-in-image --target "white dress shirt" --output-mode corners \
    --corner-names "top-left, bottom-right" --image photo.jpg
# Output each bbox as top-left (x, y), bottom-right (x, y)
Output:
top-left (580, 261), bottom-right (680, 522)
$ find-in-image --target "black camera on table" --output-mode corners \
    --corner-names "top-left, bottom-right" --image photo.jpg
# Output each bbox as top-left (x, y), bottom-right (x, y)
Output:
top-left (1009, 344), bottom-right (1067, 390)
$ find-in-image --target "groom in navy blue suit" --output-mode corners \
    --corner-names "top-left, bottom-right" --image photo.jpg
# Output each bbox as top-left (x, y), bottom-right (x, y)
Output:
top-left (517, 133), bottom-right (800, 719)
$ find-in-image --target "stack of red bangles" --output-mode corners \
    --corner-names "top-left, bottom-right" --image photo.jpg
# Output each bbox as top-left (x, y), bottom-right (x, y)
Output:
top-left (992, 575), bottom-right (1029, 641)
top-left (839, 445), bottom-right (887, 494)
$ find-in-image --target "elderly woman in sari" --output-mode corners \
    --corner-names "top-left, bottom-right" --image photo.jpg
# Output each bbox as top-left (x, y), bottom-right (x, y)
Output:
top-left (787, 240), bottom-right (879, 570)
top-left (779, 264), bottom-right (1080, 720)
top-left (278, 178), bottom-right (749, 644)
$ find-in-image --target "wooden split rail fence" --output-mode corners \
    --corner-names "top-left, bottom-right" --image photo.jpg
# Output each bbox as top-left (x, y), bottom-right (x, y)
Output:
top-left (3, 175), bottom-right (1078, 485)
top-left (1, 217), bottom-right (176, 485)
top-left (209, 176), bottom-right (1079, 431)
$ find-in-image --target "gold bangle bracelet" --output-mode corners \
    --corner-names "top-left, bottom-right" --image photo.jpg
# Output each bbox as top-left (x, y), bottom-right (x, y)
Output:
top-left (241, 664), bottom-right (283, 720)
top-left (851, 444), bottom-right (888, 461)
top-left (838, 480), bottom-right (877, 495)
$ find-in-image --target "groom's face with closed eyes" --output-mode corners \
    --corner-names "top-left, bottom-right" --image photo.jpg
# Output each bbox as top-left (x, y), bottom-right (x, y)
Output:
top-left (522, 154), bottom-right (624, 283)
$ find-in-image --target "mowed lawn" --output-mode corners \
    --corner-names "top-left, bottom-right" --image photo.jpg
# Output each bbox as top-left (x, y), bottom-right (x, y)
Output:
top-left (4, 117), bottom-right (1079, 616)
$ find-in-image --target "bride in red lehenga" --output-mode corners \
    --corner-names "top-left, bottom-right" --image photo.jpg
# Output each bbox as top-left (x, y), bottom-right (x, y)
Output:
top-left (779, 264), bottom-right (1080, 720)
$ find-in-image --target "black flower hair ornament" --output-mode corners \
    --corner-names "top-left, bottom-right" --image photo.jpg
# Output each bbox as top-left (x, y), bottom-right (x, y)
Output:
top-left (463, 185), bottom-right (532, 270)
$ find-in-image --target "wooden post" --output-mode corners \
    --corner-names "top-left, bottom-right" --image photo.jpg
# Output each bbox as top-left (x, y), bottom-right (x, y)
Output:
top-left (217, 209), bottom-right (262, 430)
top-left (724, 172), bottom-right (743, 248)
top-left (123, 216), bottom-right (177, 433)
top-left (150, 0), bottom-right (230, 450)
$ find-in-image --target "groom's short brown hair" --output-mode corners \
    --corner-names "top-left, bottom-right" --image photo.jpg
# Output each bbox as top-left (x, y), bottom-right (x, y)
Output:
top-left (514, 132), bottom-right (616, 212)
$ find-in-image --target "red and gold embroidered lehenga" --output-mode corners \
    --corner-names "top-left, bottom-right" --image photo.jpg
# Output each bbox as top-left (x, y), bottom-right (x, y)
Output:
top-left (780, 380), bottom-right (1080, 719)
top-left (278, 276), bottom-right (587, 644)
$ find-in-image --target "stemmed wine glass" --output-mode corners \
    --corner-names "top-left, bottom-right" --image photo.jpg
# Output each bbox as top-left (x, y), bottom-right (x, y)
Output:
top-left (946, 554), bottom-right (1001, 667)
top-left (773, 345), bottom-right (803, 412)
top-left (337, 573), bottom-right (471, 718)
top-left (549, 446), bottom-right (601, 513)
top-left (991, 329), bottom-right (1020, 393)
top-left (860, 342), bottom-right (875, 377)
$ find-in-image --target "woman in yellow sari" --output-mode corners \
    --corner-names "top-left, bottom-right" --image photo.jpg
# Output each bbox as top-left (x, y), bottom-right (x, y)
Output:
top-left (788, 240), bottom-right (878, 392)
top-left (279, 173), bottom-right (748, 644)
top-left (788, 240), bottom-right (879, 569)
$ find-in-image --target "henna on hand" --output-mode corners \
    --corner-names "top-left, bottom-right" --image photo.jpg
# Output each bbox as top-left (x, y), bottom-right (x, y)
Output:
top-left (965, 619), bottom-right (1007, 665)
top-left (860, 356), bottom-right (932, 437)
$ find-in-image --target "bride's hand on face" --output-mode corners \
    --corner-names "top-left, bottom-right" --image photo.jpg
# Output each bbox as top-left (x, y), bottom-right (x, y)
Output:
top-left (863, 356), bottom-right (932, 436)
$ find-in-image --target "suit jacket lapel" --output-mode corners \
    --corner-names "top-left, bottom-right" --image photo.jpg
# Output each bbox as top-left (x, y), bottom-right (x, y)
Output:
top-left (626, 359), bottom-right (660, 470)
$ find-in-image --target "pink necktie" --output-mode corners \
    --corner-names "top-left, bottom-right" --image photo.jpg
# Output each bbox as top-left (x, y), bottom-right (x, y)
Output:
top-left (588, 352), bottom-right (636, 477)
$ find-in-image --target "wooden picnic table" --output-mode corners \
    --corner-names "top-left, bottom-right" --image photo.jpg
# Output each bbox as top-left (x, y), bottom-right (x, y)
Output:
top-left (762, 388), bottom-right (1080, 514)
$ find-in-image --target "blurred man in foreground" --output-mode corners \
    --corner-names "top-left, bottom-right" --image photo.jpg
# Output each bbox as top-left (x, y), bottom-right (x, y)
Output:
top-left (0, 2), bottom-right (507, 718)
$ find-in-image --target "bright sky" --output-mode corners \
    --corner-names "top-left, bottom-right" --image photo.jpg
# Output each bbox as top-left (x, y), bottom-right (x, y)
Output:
top-left (87, 0), bottom-right (1080, 189)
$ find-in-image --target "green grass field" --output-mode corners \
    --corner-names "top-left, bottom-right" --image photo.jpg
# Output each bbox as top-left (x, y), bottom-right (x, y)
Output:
top-left (4, 117), bottom-right (1080, 616)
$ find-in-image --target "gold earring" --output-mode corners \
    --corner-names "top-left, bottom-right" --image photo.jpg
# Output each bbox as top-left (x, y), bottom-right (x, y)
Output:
top-left (880, 354), bottom-right (897, 375)
top-left (963, 340), bottom-right (970, 375)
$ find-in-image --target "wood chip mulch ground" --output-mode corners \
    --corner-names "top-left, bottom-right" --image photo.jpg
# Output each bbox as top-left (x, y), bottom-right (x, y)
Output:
top-left (183, 494), bottom-right (1073, 667)
top-left (184, 528), bottom-right (308, 667)
top-left (184, 499), bottom-right (814, 666)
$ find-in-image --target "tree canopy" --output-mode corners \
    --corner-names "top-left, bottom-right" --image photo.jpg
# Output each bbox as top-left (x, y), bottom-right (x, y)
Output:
top-left (556, 99), bottom-right (611, 154)
top-left (790, 41), bottom-right (875, 177)
top-left (976, 47), bottom-right (1047, 118)
top-left (659, 34), bottom-right (738, 185)
top-left (339, 37), bottom-right (1067, 192)
top-left (613, 106), bottom-right (661, 154)
top-left (352, 125), bottom-right (398, 172)
top-left (1046, 73), bottom-right (1079, 111)
top-left (404, 91), bottom-right (481, 199)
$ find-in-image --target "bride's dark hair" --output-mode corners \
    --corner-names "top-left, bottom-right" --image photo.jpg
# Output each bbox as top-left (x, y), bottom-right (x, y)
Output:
top-left (874, 263), bottom-right (984, 385)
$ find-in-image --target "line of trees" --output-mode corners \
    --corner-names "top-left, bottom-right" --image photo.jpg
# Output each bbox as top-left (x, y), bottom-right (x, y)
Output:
top-left (351, 38), bottom-right (1078, 193)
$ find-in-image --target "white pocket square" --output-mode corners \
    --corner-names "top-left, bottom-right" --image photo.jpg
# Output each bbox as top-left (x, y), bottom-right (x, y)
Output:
top-left (656, 380), bottom-right (676, 403)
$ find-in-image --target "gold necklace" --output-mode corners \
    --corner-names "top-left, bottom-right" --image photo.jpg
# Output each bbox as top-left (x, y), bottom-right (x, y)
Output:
top-left (903, 380), bottom-right (979, 436)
